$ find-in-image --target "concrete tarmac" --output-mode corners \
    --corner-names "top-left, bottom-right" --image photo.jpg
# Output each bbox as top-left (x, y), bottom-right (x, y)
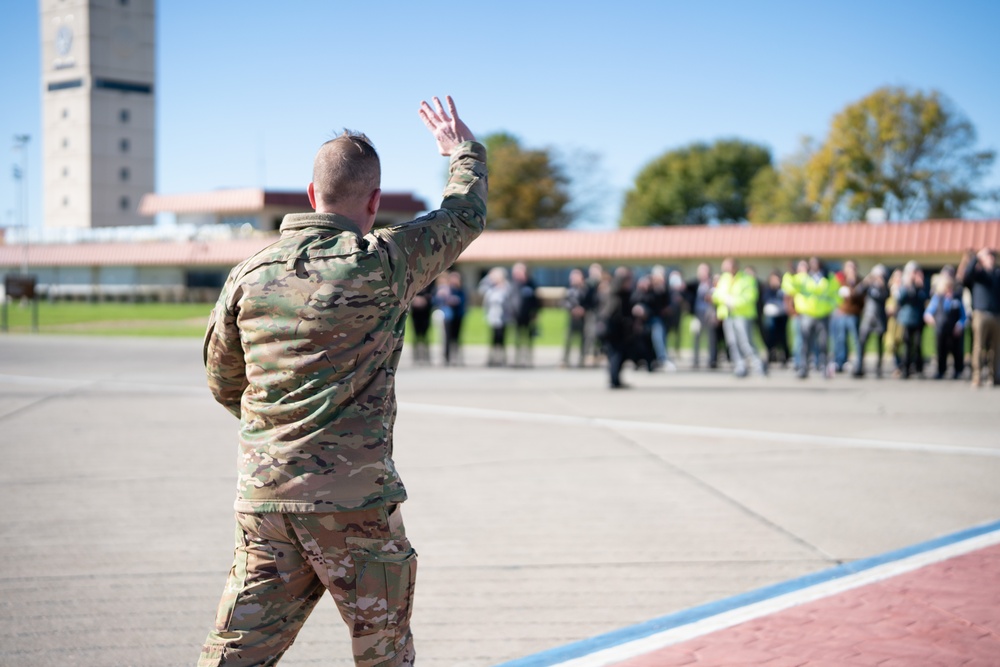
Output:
top-left (1, 335), bottom-right (998, 666)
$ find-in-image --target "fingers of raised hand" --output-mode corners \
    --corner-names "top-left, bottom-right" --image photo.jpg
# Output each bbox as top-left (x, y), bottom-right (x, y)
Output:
top-left (432, 96), bottom-right (452, 123)
top-left (419, 101), bottom-right (440, 126)
top-left (419, 107), bottom-right (437, 133)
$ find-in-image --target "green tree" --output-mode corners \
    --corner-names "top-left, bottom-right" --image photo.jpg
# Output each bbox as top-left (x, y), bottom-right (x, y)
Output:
top-left (482, 133), bottom-right (571, 230)
top-left (748, 138), bottom-right (822, 224)
top-left (804, 86), bottom-right (996, 221)
top-left (620, 139), bottom-right (772, 227)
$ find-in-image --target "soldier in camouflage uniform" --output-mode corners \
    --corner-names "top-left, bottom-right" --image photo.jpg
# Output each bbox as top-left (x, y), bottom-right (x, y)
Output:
top-left (199, 96), bottom-right (486, 667)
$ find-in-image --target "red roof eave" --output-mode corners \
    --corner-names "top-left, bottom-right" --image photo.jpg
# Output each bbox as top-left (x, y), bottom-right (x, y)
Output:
top-left (3, 220), bottom-right (999, 269)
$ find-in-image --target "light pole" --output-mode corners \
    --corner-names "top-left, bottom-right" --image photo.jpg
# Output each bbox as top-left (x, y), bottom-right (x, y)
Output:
top-left (13, 134), bottom-right (30, 274)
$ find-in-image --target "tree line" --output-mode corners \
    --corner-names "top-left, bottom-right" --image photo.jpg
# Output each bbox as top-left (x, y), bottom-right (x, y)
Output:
top-left (483, 86), bottom-right (997, 230)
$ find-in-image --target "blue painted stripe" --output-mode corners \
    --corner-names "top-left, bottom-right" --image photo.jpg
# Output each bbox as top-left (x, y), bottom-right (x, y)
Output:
top-left (495, 518), bottom-right (1000, 667)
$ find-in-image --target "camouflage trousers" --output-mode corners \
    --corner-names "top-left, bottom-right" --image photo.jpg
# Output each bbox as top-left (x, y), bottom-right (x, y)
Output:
top-left (198, 504), bottom-right (417, 667)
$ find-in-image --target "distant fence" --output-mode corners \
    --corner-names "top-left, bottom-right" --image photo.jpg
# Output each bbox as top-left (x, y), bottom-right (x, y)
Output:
top-left (2, 284), bottom-right (223, 304)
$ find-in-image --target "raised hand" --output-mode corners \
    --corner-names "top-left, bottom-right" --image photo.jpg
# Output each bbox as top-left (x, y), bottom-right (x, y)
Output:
top-left (419, 95), bottom-right (475, 156)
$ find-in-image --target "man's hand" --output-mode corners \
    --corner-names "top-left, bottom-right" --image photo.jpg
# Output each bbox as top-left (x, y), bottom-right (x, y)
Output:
top-left (419, 95), bottom-right (475, 156)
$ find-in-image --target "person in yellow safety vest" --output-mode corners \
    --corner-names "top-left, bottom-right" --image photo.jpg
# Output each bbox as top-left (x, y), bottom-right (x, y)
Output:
top-left (781, 256), bottom-right (842, 379)
top-left (712, 257), bottom-right (767, 378)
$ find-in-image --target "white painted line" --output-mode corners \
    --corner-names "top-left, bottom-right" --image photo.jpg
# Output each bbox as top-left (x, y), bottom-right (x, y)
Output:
top-left (0, 373), bottom-right (206, 395)
top-left (552, 529), bottom-right (1000, 667)
top-left (398, 402), bottom-right (1000, 458)
top-left (493, 523), bottom-right (1000, 667)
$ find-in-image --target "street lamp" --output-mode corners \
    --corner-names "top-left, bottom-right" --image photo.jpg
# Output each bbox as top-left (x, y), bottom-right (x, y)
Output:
top-left (13, 134), bottom-right (30, 274)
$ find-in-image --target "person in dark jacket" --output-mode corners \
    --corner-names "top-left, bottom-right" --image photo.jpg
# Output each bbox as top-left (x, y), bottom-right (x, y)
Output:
top-left (761, 270), bottom-right (790, 367)
top-left (562, 268), bottom-right (588, 367)
top-left (645, 268), bottom-right (673, 369)
top-left (687, 263), bottom-right (719, 369)
top-left (924, 274), bottom-right (967, 379)
top-left (831, 260), bottom-right (865, 373)
top-left (434, 270), bottom-right (466, 366)
top-left (600, 267), bottom-right (639, 388)
top-left (511, 262), bottom-right (541, 367)
top-left (894, 261), bottom-right (929, 379)
top-left (409, 283), bottom-right (434, 364)
top-left (957, 247), bottom-right (1000, 388)
top-left (854, 264), bottom-right (890, 378)
top-left (629, 275), bottom-right (658, 371)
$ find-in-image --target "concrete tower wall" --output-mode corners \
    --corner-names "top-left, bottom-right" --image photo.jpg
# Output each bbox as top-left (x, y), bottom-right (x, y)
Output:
top-left (40, 0), bottom-right (156, 229)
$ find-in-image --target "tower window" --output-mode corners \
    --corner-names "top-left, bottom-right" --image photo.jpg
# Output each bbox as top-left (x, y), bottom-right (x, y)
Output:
top-left (63, 197), bottom-right (69, 207)
top-left (120, 109), bottom-right (130, 123)
top-left (120, 167), bottom-right (130, 182)
top-left (120, 138), bottom-right (130, 153)
top-left (62, 138), bottom-right (69, 148)
top-left (120, 196), bottom-right (131, 211)
top-left (62, 108), bottom-right (69, 119)
top-left (63, 167), bottom-right (69, 177)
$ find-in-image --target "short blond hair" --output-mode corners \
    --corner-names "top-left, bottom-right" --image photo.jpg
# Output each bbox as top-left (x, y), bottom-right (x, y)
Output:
top-left (312, 131), bottom-right (380, 208)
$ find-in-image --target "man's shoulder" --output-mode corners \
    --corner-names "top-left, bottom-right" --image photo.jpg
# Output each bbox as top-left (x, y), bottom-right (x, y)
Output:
top-left (236, 230), bottom-right (370, 279)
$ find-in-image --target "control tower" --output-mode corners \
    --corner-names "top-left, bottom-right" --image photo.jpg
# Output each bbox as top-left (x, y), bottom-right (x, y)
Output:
top-left (40, 0), bottom-right (156, 228)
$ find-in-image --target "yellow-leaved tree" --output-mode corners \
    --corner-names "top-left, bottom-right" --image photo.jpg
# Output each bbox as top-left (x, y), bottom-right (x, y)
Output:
top-left (804, 87), bottom-right (995, 221)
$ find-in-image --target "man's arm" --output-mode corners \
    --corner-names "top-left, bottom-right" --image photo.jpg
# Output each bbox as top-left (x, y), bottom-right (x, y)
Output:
top-left (203, 272), bottom-right (248, 418)
top-left (923, 294), bottom-right (939, 326)
top-left (377, 97), bottom-right (487, 304)
top-left (956, 249), bottom-right (976, 287)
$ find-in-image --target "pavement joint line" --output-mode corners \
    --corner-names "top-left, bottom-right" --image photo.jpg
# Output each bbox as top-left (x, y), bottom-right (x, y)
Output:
top-left (0, 374), bottom-right (101, 422)
top-left (606, 425), bottom-right (839, 565)
top-left (399, 402), bottom-right (1000, 458)
top-left (493, 518), bottom-right (1000, 667)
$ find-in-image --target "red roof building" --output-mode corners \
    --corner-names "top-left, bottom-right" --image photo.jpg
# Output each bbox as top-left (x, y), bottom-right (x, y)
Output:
top-left (137, 188), bottom-right (426, 230)
top-left (2, 219), bottom-right (999, 301)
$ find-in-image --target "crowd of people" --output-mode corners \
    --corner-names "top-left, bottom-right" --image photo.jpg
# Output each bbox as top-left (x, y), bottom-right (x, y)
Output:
top-left (574, 249), bottom-right (1000, 389)
top-left (409, 261), bottom-right (543, 368)
top-left (406, 248), bottom-right (1000, 391)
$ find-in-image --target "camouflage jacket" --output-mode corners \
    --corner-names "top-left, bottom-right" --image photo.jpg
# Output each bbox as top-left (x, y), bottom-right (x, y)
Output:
top-left (204, 141), bottom-right (487, 513)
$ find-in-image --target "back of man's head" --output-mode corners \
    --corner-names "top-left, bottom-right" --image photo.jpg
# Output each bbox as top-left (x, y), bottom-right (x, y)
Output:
top-left (312, 131), bottom-right (381, 210)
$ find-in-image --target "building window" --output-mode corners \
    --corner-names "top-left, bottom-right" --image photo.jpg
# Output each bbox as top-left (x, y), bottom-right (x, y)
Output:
top-left (62, 138), bottom-right (69, 148)
top-left (63, 167), bottom-right (69, 178)
top-left (120, 138), bottom-right (130, 153)
top-left (120, 108), bottom-right (130, 123)
top-left (120, 0), bottom-right (129, 5)
top-left (120, 167), bottom-right (130, 182)
top-left (62, 108), bottom-right (69, 119)
top-left (120, 196), bottom-right (131, 211)
top-left (63, 197), bottom-right (69, 207)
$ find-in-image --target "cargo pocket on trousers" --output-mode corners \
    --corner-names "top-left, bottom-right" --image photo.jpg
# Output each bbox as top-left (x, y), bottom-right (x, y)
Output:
top-left (214, 518), bottom-right (253, 633)
top-left (346, 536), bottom-right (417, 636)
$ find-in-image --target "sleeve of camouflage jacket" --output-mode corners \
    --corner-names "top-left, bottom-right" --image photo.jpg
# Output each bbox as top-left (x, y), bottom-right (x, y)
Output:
top-left (374, 140), bottom-right (488, 304)
top-left (203, 268), bottom-right (249, 418)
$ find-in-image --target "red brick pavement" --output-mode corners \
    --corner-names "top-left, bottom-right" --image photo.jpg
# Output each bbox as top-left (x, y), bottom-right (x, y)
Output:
top-left (613, 543), bottom-right (1000, 667)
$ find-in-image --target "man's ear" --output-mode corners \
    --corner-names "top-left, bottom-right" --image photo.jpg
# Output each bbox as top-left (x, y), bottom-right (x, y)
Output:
top-left (307, 182), bottom-right (317, 210)
top-left (368, 188), bottom-right (382, 216)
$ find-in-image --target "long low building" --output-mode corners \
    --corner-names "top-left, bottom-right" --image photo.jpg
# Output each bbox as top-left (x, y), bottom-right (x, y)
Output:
top-left (2, 219), bottom-right (999, 303)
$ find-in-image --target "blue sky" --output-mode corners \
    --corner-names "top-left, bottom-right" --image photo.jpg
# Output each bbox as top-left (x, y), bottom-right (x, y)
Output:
top-left (2, 0), bottom-right (999, 230)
